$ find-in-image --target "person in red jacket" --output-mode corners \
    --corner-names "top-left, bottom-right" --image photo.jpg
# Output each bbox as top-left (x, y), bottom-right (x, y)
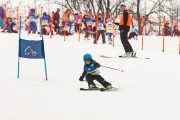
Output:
top-left (172, 24), bottom-right (179, 36)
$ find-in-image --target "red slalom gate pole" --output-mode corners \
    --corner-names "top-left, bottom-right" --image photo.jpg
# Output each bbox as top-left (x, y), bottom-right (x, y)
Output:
top-left (112, 15), bottom-right (115, 47)
top-left (50, 12), bottom-right (54, 39)
top-left (16, 7), bottom-right (19, 31)
top-left (78, 13), bottom-right (82, 42)
top-left (64, 21), bottom-right (66, 41)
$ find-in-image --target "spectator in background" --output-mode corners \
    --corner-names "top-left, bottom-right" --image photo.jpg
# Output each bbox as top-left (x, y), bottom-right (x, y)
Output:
top-left (164, 21), bottom-right (171, 36)
top-left (62, 9), bottom-right (73, 35)
top-left (74, 11), bottom-right (81, 32)
top-left (53, 8), bottom-right (60, 32)
top-left (82, 13), bottom-right (91, 40)
top-left (41, 12), bottom-right (53, 35)
top-left (106, 17), bottom-right (114, 44)
top-left (29, 8), bottom-right (38, 34)
top-left (172, 24), bottom-right (179, 37)
top-left (62, 9), bottom-right (72, 25)
top-left (2, 17), bottom-right (17, 33)
top-left (128, 27), bottom-right (139, 40)
top-left (93, 13), bottom-right (106, 44)
top-left (89, 14), bottom-right (95, 37)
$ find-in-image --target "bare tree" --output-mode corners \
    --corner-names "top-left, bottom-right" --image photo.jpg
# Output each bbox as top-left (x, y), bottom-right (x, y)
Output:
top-left (45, 0), bottom-right (122, 20)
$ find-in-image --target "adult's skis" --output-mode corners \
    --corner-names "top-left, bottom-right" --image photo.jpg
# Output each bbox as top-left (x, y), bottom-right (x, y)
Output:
top-left (100, 55), bottom-right (150, 59)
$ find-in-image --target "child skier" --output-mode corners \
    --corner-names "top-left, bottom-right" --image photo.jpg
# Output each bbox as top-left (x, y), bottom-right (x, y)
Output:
top-left (79, 53), bottom-right (113, 89)
top-left (82, 13), bottom-right (91, 40)
top-left (41, 12), bottom-right (53, 35)
top-left (29, 8), bottom-right (38, 34)
top-left (93, 13), bottom-right (106, 44)
top-left (106, 17), bottom-right (114, 44)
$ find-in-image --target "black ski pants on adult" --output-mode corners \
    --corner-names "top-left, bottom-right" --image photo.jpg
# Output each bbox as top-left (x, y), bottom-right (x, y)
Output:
top-left (120, 31), bottom-right (134, 53)
top-left (86, 74), bottom-right (111, 88)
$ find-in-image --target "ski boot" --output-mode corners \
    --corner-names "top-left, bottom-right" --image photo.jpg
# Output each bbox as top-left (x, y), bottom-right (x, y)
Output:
top-left (88, 84), bottom-right (99, 90)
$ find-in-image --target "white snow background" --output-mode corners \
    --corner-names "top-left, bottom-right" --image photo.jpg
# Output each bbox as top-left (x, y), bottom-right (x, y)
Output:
top-left (0, 31), bottom-right (180, 120)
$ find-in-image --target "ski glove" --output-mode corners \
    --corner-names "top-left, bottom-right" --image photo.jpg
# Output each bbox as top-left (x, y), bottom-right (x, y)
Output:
top-left (94, 63), bottom-right (100, 68)
top-left (79, 76), bottom-right (84, 81)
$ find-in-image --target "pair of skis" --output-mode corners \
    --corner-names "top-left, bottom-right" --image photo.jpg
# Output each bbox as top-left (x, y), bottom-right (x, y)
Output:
top-left (80, 87), bottom-right (119, 92)
top-left (100, 55), bottom-right (150, 59)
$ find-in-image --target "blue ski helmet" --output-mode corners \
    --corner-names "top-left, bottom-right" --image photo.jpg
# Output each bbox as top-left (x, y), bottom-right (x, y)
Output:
top-left (83, 53), bottom-right (92, 61)
top-left (120, 2), bottom-right (126, 7)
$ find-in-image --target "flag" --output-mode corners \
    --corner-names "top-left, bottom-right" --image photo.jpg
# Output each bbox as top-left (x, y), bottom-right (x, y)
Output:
top-left (19, 38), bottom-right (45, 59)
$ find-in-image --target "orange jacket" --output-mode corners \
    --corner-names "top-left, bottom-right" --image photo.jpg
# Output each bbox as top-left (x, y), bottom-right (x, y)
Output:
top-left (119, 10), bottom-right (131, 32)
top-left (62, 12), bottom-right (70, 23)
top-left (119, 10), bottom-right (131, 27)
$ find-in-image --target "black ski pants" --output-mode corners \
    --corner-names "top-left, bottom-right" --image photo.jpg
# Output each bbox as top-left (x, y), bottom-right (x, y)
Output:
top-left (83, 28), bottom-right (90, 38)
top-left (93, 30), bottom-right (106, 44)
top-left (120, 31), bottom-right (134, 53)
top-left (86, 74), bottom-right (111, 88)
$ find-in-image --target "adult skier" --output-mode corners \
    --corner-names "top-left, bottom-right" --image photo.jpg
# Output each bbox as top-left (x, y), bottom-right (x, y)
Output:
top-left (118, 2), bottom-right (135, 57)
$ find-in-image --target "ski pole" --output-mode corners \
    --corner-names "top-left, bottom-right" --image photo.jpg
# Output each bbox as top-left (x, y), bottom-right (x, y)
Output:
top-left (101, 65), bottom-right (124, 72)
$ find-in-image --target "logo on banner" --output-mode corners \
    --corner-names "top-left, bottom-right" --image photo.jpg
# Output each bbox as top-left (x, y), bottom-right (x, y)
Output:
top-left (24, 46), bottom-right (38, 57)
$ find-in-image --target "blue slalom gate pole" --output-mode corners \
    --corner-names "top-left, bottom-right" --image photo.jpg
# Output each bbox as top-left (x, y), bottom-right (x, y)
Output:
top-left (17, 16), bottom-right (22, 78)
top-left (40, 18), bottom-right (48, 80)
